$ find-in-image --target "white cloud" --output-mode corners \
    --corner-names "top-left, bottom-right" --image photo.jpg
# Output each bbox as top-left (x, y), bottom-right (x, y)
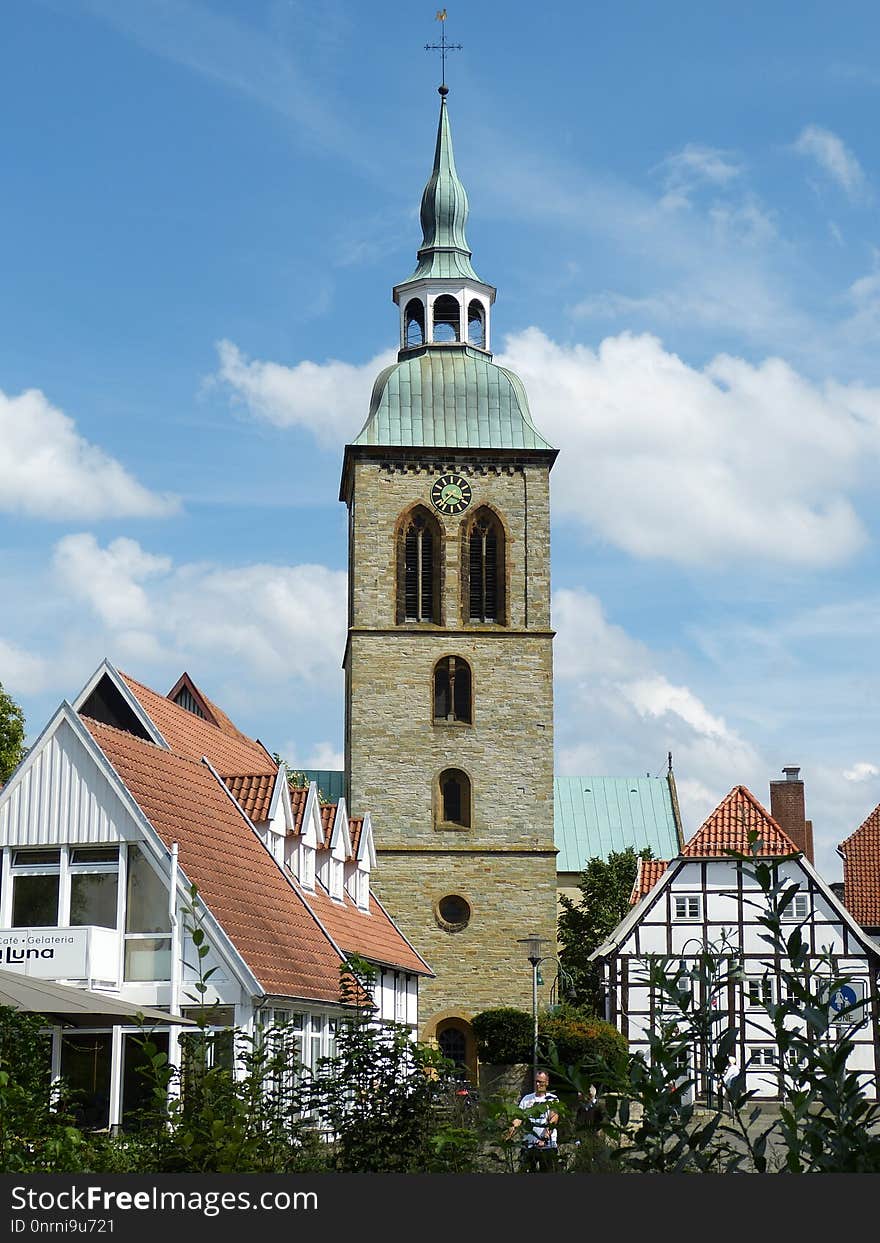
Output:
top-left (842, 762), bottom-right (879, 783)
top-left (213, 326), bottom-right (880, 570)
top-left (0, 387), bottom-right (178, 519)
top-left (213, 340), bottom-right (395, 448)
top-left (51, 534), bottom-right (347, 685)
top-left (499, 327), bottom-right (877, 568)
top-left (658, 143), bottom-right (743, 208)
top-left (54, 535), bottom-right (172, 629)
top-left (793, 125), bottom-right (867, 199)
top-left (0, 638), bottom-right (51, 697)
top-left (553, 588), bottom-right (766, 845)
top-left (623, 677), bottom-right (729, 739)
top-left (279, 741), bottom-right (345, 772)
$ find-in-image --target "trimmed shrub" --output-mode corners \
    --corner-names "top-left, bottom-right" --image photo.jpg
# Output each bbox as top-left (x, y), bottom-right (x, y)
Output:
top-left (472, 1008), bottom-right (532, 1064)
top-left (538, 1004), bottom-right (626, 1076)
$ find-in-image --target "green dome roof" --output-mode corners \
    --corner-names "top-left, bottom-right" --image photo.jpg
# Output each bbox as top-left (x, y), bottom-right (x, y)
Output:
top-left (352, 347), bottom-right (554, 451)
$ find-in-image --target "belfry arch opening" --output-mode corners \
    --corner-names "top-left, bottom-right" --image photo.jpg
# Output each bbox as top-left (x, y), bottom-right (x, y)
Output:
top-left (467, 300), bottom-right (486, 348)
top-left (397, 505), bottom-right (441, 624)
top-left (432, 295), bottom-right (460, 343)
top-left (404, 298), bottom-right (425, 347)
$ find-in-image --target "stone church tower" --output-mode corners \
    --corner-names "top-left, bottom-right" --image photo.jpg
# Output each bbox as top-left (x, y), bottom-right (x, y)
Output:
top-left (340, 86), bottom-right (557, 1068)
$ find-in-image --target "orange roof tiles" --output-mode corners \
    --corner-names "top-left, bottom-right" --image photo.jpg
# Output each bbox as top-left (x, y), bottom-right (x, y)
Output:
top-left (349, 817), bottom-right (364, 855)
top-left (288, 786), bottom-right (308, 834)
top-left (839, 804), bottom-right (880, 927)
top-left (83, 718), bottom-right (349, 1004)
top-left (119, 672), bottom-right (276, 777)
top-left (223, 773), bottom-right (275, 823)
top-left (630, 858), bottom-right (669, 904)
top-left (302, 885), bottom-right (431, 976)
top-left (683, 785), bottom-right (800, 858)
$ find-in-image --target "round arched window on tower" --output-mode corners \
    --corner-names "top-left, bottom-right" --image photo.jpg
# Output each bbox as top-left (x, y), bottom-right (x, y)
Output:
top-left (435, 894), bottom-right (471, 932)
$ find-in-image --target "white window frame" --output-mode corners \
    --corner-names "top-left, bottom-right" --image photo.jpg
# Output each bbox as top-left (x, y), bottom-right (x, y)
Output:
top-left (394, 974), bottom-right (407, 1023)
top-left (748, 1046), bottom-right (777, 1067)
top-left (298, 841), bottom-right (315, 892)
top-left (673, 894), bottom-right (701, 921)
top-left (330, 857), bottom-right (344, 902)
top-left (9, 848), bottom-right (62, 928)
top-left (782, 891), bottom-right (809, 920)
top-left (356, 868), bottom-right (369, 911)
top-left (746, 975), bottom-right (774, 1009)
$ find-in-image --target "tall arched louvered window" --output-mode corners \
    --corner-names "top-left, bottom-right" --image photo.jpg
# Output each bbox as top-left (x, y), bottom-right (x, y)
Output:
top-left (398, 506), bottom-right (440, 623)
top-left (433, 656), bottom-right (472, 724)
top-left (466, 509), bottom-right (505, 624)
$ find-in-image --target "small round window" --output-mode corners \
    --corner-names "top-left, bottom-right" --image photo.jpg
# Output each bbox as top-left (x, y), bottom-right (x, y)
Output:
top-left (436, 894), bottom-right (471, 931)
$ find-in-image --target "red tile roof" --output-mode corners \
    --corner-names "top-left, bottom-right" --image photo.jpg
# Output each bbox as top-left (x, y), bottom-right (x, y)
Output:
top-left (119, 672), bottom-right (276, 777)
top-left (288, 786), bottom-right (308, 834)
top-left (223, 773), bottom-right (275, 823)
top-left (349, 817), bottom-right (364, 855)
top-left (302, 885), bottom-right (432, 976)
top-left (839, 804), bottom-right (880, 927)
top-left (683, 786), bottom-right (800, 858)
top-left (83, 718), bottom-right (349, 1004)
top-left (630, 858), bottom-right (669, 904)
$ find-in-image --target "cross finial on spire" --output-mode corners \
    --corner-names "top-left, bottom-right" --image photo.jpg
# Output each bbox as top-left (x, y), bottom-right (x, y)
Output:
top-left (425, 9), bottom-right (462, 91)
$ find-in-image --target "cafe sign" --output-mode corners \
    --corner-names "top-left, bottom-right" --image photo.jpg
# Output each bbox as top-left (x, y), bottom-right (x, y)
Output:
top-left (0, 928), bottom-right (91, 978)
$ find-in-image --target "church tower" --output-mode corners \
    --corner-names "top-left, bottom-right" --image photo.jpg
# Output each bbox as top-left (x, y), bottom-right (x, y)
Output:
top-left (340, 85), bottom-right (558, 1067)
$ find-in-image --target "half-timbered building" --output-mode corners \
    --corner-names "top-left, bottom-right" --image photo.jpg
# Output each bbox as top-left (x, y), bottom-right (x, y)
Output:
top-left (590, 783), bottom-right (880, 1100)
top-left (0, 659), bottom-right (431, 1128)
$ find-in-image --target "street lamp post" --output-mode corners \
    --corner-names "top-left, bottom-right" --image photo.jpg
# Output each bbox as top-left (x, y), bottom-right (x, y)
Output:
top-left (517, 935), bottom-right (550, 1080)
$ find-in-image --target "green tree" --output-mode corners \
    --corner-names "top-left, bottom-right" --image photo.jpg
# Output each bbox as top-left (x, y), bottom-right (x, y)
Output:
top-left (0, 682), bottom-right (25, 785)
top-left (558, 847), bottom-right (653, 1012)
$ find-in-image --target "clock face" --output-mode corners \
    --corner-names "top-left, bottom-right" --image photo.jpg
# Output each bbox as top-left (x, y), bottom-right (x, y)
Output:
top-left (431, 473), bottom-right (472, 515)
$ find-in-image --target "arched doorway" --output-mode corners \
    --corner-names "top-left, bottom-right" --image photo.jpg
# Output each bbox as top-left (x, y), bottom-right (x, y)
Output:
top-left (433, 1016), bottom-right (476, 1082)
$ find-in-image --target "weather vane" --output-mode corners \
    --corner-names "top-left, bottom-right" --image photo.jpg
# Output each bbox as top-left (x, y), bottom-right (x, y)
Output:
top-left (425, 10), bottom-right (462, 89)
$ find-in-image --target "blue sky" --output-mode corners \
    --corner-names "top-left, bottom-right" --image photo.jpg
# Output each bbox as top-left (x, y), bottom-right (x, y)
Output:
top-left (5, 1), bottom-right (880, 879)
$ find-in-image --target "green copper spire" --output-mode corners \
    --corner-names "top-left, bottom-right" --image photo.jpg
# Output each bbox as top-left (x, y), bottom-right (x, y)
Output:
top-left (402, 87), bottom-right (482, 285)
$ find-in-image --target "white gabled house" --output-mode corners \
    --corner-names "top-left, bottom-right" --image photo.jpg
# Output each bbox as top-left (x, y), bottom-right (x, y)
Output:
top-left (590, 783), bottom-right (880, 1101)
top-left (0, 660), bottom-right (432, 1129)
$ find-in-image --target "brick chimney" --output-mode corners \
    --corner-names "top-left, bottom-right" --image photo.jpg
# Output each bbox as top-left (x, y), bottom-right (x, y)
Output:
top-left (769, 766), bottom-right (814, 863)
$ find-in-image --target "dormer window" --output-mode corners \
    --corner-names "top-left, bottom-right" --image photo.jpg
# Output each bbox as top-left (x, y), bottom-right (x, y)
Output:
top-left (432, 294), bottom-right (460, 342)
top-left (356, 869), bottom-right (369, 911)
top-left (330, 857), bottom-right (344, 902)
top-left (317, 850), bottom-right (331, 890)
top-left (298, 840), bottom-right (315, 891)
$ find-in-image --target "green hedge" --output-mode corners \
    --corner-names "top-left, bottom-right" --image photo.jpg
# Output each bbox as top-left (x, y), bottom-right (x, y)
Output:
top-left (471, 1008), bottom-right (532, 1064)
top-left (538, 1004), bottom-right (626, 1073)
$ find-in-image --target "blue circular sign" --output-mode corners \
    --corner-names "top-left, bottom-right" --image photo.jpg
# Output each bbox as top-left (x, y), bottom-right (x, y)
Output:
top-left (829, 985), bottom-right (857, 1012)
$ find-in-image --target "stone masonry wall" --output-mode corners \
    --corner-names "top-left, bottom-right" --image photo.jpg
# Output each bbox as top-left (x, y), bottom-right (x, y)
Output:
top-left (371, 850), bottom-right (559, 1020)
top-left (344, 449), bottom-right (557, 1030)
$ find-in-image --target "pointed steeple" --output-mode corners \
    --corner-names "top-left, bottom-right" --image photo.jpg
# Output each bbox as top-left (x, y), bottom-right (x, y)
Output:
top-left (403, 87), bottom-right (482, 285)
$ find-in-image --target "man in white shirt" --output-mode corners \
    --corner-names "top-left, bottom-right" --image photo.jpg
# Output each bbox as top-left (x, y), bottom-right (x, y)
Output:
top-left (508, 1071), bottom-right (559, 1172)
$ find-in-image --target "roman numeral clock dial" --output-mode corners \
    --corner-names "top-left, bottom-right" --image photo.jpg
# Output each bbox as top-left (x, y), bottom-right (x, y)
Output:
top-left (431, 473), bottom-right (472, 515)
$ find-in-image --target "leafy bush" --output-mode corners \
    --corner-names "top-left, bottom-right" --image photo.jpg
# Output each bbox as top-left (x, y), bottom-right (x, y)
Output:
top-left (0, 1008), bottom-right (87, 1172)
top-left (539, 1004), bottom-right (627, 1075)
top-left (472, 1008), bottom-right (533, 1064)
